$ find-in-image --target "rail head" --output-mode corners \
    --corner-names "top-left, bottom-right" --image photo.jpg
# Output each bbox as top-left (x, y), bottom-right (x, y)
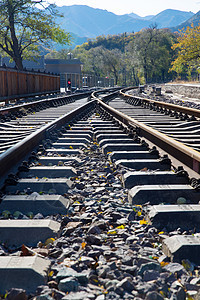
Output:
top-left (120, 87), bottom-right (200, 119)
top-left (0, 99), bottom-right (96, 184)
top-left (97, 96), bottom-right (200, 175)
top-left (0, 91), bottom-right (91, 116)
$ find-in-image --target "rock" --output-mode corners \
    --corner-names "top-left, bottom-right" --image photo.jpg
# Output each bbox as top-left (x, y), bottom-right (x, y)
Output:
top-left (171, 286), bottom-right (186, 300)
top-left (62, 291), bottom-right (96, 299)
top-left (66, 222), bottom-right (82, 229)
top-left (7, 288), bottom-right (27, 300)
top-left (116, 277), bottom-right (134, 292)
top-left (58, 277), bottom-right (79, 293)
top-left (86, 234), bottom-right (102, 245)
top-left (56, 267), bottom-right (89, 284)
top-left (35, 295), bottom-right (54, 300)
top-left (33, 248), bottom-right (49, 257)
top-left (49, 248), bottom-right (62, 258)
top-left (79, 256), bottom-right (95, 267)
top-left (87, 250), bottom-right (101, 258)
top-left (126, 235), bottom-right (139, 244)
top-left (138, 262), bottom-right (162, 276)
top-left (96, 265), bottom-right (111, 278)
top-left (96, 295), bottom-right (105, 300)
top-left (119, 265), bottom-right (136, 276)
top-left (104, 291), bottom-right (121, 299)
top-left (163, 263), bottom-right (187, 276)
top-left (146, 291), bottom-right (164, 300)
top-left (111, 212), bottom-right (123, 221)
top-left (105, 279), bottom-right (120, 289)
top-left (88, 225), bottom-right (101, 234)
top-left (128, 211), bottom-right (136, 221)
top-left (34, 213), bottom-right (44, 219)
top-left (143, 270), bottom-right (160, 282)
top-left (135, 282), bottom-right (157, 294)
top-left (93, 220), bottom-right (107, 230)
top-left (47, 281), bottom-right (58, 289)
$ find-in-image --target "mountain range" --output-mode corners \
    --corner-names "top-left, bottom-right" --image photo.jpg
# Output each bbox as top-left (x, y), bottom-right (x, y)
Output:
top-left (54, 5), bottom-right (197, 48)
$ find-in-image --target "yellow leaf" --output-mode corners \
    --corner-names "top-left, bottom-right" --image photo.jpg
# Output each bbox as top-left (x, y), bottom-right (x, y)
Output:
top-left (48, 271), bottom-right (54, 277)
top-left (107, 230), bottom-right (117, 235)
top-left (160, 262), bottom-right (169, 267)
top-left (158, 231), bottom-right (164, 234)
top-left (69, 146), bottom-right (73, 149)
top-left (81, 242), bottom-right (86, 249)
top-left (152, 256), bottom-right (159, 260)
top-left (116, 225), bottom-right (125, 229)
top-left (140, 219), bottom-right (148, 225)
top-left (137, 211), bottom-right (142, 217)
top-left (44, 238), bottom-right (55, 246)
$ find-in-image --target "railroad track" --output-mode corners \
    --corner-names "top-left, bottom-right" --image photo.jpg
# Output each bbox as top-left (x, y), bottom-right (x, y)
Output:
top-left (0, 89), bottom-right (200, 298)
top-left (0, 92), bottom-right (92, 154)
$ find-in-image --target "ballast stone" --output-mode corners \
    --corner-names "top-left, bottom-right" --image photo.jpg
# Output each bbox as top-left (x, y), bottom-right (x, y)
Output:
top-left (162, 235), bottom-right (200, 264)
top-left (0, 256), bottom-right (50, 294)
top-left (19, 166), bottom-right (77, 178)
top-left (6, 178), bottom-right (73, 194)
top-left (128, 185), bottom-right (200, 205)
top-left (0, 194), bottom-right (70, 216)
top-left (147, 205), bottom-right (200, 230)
top-left (0, 219), bottom-right (60, 247)
top-left (115, 159), bottom-right (171, 171)
top-left (123, 171), bottom-right (188, 189)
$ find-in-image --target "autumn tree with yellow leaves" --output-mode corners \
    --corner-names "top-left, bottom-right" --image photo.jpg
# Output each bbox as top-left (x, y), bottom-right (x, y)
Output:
top-left (171, 24), bottom-right (200, 79)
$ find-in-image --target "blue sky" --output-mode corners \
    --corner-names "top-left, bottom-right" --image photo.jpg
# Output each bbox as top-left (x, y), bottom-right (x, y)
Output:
top-left (49, 0), bottom-right (200, 16)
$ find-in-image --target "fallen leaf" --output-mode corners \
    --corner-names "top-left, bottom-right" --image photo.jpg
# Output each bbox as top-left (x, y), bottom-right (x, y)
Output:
top-left (81, 242), bottom-right (86, 249)
top-left (44, 238), bottom-right (55, 246)
top-left (21, 244), bottom-right (35, 256)
top-left (140, 219), bottom-right (148, 225)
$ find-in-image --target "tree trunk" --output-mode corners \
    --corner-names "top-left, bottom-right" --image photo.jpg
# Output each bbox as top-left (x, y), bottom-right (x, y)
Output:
top-left (13, 56), bottom-right (23, 70)
top-left (8, 1), bottom-right (23, 70)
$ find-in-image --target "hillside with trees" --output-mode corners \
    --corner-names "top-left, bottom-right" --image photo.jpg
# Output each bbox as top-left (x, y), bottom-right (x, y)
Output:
top-left (47, 28), bottom-right (177, 85)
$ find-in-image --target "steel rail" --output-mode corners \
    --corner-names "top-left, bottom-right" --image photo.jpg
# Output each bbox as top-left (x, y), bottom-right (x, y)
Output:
top-left (0, 100), bottom-right (96, 179)
top-left (96, 97), bottom-right (200, 174)
top-left (0, 88), bottom-right (118, 179)
top-left (120, 87), bottom-right (200, 118)
top-left (0, 92), bottom-right (91, 116)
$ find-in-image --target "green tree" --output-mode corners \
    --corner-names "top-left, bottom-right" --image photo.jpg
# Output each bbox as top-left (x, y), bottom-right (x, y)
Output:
top-left (0, 0), bottom-right (70, 70)
top-left (101, 48), bottom-right (123, 85)
top-left (131, 26), bottom-right (176, 83)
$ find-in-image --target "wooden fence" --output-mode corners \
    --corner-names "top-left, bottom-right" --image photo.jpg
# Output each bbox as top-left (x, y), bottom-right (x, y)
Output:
top-left (0, 67), bottom-right (60, 102)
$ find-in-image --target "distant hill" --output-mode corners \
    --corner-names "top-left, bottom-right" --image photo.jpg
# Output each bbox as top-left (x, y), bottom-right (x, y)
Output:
top-left (150, 9), bottom-right (194, 28)
top-left (172, 10), bottom-right (200, 31)
top-left (56, 5), bottom-right (194, 39)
